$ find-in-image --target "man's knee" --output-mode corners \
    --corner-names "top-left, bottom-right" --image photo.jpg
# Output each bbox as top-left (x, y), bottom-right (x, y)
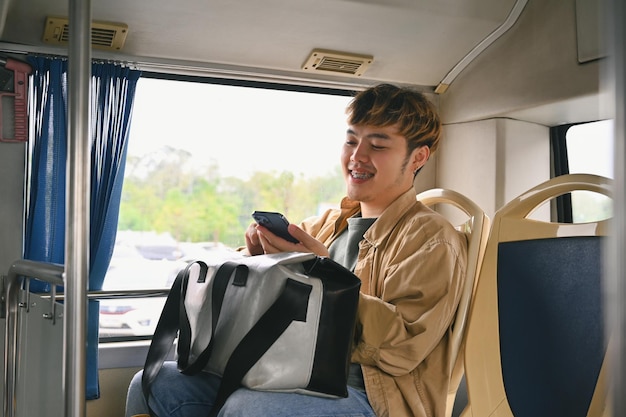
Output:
top-left (125, 370), bottom-right (149, 417)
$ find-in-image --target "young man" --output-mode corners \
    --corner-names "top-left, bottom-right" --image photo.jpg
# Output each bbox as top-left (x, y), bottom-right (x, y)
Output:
top-left (126, 83), bottom-right (467, 417)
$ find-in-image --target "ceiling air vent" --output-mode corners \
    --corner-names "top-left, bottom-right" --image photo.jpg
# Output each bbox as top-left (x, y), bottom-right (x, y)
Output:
top-left (43, 16), bottom-right (128, 51)
top-left (302, 50), bottom-right (373, 77)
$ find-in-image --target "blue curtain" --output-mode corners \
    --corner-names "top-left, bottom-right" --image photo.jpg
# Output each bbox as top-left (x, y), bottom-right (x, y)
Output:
top-left (25, 58), bottom-right (67, 270)
top-left (25, 56), bottom-right (141, 399)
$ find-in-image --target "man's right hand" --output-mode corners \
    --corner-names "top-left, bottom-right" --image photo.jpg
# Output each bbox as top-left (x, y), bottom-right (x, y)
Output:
top-left (245, 222), bottom-right (329, 258)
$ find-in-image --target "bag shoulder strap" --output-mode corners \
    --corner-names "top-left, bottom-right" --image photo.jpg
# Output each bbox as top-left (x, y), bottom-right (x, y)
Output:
top-left (140, 262), bottom-right (191, 409)
top-left (178, 261), bottom-right (247, 374)
top-left (208, 277), bottom-right (313, 417)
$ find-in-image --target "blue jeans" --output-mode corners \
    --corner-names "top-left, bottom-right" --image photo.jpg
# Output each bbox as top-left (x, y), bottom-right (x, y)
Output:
top-left (126, 361), bottom-right (376, 417)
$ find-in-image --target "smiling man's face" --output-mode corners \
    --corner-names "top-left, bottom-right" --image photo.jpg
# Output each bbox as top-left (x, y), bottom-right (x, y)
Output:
top-left (341, 123), bottom-right (429, 218)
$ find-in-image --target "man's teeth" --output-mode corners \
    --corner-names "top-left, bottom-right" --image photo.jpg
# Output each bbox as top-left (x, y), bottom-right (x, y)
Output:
top-left (351, 171), bottom-right (373, 179)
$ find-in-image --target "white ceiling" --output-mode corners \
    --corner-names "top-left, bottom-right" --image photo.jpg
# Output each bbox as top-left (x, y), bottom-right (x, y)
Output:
top-left (0, 0), bottom-right (520, 89)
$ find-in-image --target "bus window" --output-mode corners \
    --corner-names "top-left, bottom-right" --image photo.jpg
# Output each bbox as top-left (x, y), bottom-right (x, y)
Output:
top-left (565, 120), bottom-right (613, 222)
top-left (99, 77), bottom-right (353, 339)
top-left (566, 120), bottom-right (614, 179)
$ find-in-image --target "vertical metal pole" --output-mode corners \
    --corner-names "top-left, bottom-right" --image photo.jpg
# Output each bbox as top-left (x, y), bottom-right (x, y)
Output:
top-left (605, 0), bottom-right (625, 415)
top-left (66, 0), bottom-right (91, 416)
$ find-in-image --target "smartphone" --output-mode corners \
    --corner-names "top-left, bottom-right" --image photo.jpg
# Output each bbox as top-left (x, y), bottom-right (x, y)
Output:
top-left (251, 211), bottom-right (299, 243)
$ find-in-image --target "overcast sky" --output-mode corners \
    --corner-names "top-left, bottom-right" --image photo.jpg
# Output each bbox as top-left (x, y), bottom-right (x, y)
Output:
top-left (127, 78), bottom-right (353, 180)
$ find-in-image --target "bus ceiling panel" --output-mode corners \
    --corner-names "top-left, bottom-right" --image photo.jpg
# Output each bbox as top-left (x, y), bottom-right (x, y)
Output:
top-left (0, 0), bottom-right (519, 88)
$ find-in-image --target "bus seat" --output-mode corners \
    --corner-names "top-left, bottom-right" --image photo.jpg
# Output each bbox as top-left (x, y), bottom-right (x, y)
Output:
top-left (416, 188), bottom-right (490, 417)
top-left (460, 174), bottom-right (612, 417)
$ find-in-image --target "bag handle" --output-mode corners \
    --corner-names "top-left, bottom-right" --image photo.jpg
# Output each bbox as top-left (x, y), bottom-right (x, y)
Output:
top-left (208, 277), bottom-right (313, 417)
top-left (177, 262), bottom-right (247, 374)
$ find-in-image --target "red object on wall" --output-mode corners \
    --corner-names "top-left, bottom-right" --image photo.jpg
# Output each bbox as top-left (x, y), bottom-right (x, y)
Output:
top-left (0, 58), bottom-right (32, 142)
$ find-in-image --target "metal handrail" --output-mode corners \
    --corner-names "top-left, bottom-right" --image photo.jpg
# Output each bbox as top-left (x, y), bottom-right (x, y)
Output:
top-left (3, 259), bottom-right (64, 417)
top-left (39, 289), bottom-right (171, 301)
top-left (3, 259), bottom-right (171, 417)
top-left (66, 0), bottom-right (92, 416)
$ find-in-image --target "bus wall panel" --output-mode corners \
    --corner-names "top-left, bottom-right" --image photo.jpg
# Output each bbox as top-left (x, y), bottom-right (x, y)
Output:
top-left (440, 0), bottom-right (601, 126)
top-left (439, 120), bottom-right (499, 219)
top-left (0, 142), bottom-right (26, 277)
top-left (87, 367), bottom-right (141, 417)
top-left (438, 118), bottom-right (550, 219)
top-left (15, 293), bottom-right (64, 417)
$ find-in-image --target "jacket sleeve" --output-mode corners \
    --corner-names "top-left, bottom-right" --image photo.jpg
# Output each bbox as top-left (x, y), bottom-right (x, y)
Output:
top-left (351, 228), bottom-right (467, 376)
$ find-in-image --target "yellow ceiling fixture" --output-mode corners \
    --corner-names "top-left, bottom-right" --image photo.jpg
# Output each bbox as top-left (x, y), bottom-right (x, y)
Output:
top-left (42, 16), bottom-right (129, 51)
top-left (302, 49), bottom-right (373, 77)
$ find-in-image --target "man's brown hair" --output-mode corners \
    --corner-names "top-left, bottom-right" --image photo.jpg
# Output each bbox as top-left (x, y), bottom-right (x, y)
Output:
top-left (347, 84), bottom-right (442, 155)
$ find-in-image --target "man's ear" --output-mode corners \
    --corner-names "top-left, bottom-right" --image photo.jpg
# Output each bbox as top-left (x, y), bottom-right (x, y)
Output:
top-left (412, 146), bottom-right (430, 171)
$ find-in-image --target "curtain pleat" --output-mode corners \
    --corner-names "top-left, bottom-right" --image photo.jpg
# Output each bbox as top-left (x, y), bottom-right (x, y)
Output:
top-left (25, 56), bottom-right (141, 399)
top-left (24, 57), bottom-right (67, 276)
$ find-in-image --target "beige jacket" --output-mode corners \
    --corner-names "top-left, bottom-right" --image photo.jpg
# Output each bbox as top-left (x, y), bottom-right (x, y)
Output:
top-left (301, 188), bottom-right (467, 417)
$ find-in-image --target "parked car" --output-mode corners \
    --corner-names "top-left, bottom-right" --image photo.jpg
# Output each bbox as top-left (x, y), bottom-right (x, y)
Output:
top-left (99, 297), bottom-right (166, 337)
top-left (99, 238), bottom-right (239, 337)
top-left (99, 235), bottom-right (186, 337)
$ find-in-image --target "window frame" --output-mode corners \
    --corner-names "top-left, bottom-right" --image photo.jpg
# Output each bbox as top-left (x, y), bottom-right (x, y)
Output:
top-left (550, 123), bottom-right (574, 223)
top-left (550, 120), bottom-right (613, 223)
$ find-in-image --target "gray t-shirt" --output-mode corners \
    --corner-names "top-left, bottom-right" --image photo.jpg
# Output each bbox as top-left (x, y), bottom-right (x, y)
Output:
top-left (329, 216), bottom-right (376, 272)
top-left (328, 215), bottom-right (376, 392)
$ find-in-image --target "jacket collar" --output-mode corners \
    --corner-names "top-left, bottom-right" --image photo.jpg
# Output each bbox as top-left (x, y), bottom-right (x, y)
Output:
top-left (336, 188), bottom-right (419, 247)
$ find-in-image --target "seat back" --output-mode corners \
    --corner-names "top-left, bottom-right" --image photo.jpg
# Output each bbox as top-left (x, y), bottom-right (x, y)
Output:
top-left (416, 188), bottom-right (490, 417)
top-left (461, 174), bottom-right (612, 417)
